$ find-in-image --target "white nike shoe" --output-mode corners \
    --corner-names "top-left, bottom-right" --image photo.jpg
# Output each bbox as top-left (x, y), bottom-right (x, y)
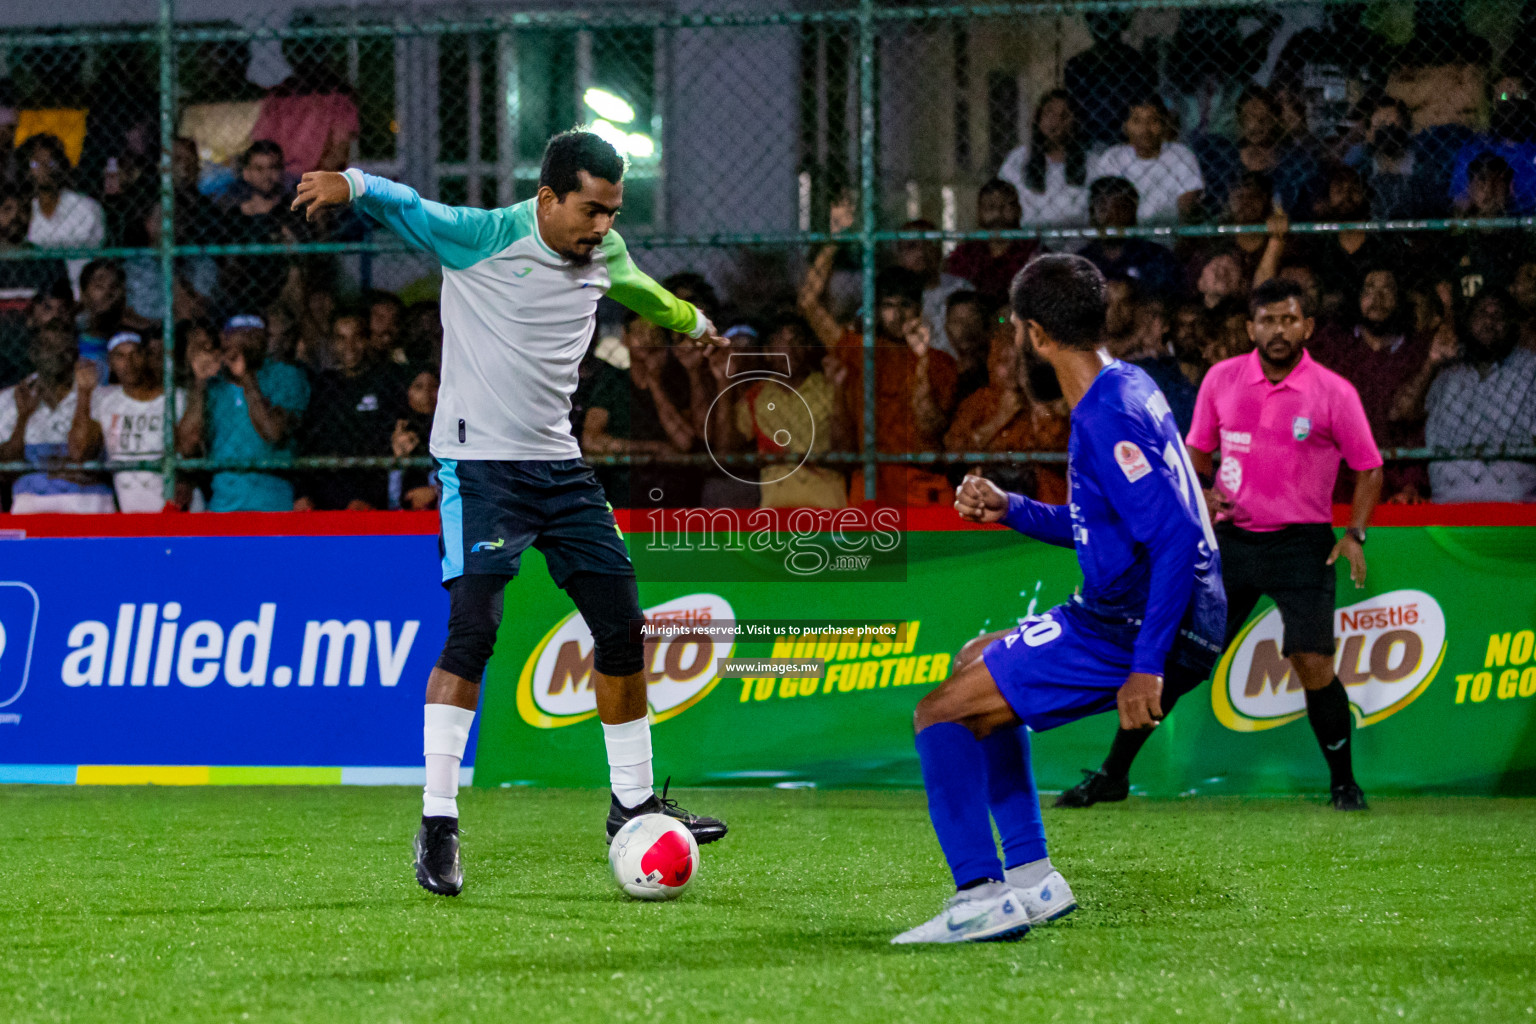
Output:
top-left (891, 882), bottom-right (1032, 945)
top-left (1006, 868), bottom-right (1078, 924)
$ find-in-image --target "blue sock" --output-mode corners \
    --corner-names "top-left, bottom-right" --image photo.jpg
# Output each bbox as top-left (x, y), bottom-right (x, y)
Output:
top-left (915, 721), bottom-right (1004, 889)
top-left (981, 725), bottom-right (1048, 870)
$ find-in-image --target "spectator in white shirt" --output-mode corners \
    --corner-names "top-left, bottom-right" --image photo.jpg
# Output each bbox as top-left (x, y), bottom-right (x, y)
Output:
top-left (1088, 94), bottom-right (1204, 225)
top-left (20, 134), bottom-right (105, 295)
top-left (997, 89), bottom-right (1090, 228)
top-left (0, 324), bottom-right (115, 513)
top-left (70, 330), bottom-right (186, 513)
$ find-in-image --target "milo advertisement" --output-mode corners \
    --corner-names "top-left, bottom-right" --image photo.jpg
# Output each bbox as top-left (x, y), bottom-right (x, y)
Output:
top-left (474, 524), bottom-right (1536, 795)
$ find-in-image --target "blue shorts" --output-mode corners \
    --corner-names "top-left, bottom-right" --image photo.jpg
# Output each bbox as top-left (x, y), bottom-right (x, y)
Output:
top-left (980, 603), bottom-right (1211, 732)
top-left (437, 458), bottom-right (633, 585)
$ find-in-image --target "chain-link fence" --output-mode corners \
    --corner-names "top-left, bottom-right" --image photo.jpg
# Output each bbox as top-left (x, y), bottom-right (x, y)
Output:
top-left (0, 0), bottom-right (1532, 513)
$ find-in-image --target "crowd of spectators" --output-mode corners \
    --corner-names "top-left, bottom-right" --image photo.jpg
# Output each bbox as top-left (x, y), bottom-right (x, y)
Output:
top-left (564, 57), bottom-right (1536, 510)
top-left (0, 24), bottom-right (1533, 512)
top-left (0, 66), bottom-right (435, 514)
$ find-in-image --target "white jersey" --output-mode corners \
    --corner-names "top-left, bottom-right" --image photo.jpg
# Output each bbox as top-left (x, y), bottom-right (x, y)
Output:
top-left (345, 170), bottom-right (706, 461)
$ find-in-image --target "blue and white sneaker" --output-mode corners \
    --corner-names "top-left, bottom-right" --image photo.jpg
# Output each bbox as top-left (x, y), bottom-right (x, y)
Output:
top-left (891, 882), bottom-right (1032, 944)
top-left (1006, 868), bottom-right (1077, 924)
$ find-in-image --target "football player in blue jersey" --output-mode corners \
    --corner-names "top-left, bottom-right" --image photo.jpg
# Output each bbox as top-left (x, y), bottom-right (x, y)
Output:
top-left (892, 253), bottom-right (1226, 944)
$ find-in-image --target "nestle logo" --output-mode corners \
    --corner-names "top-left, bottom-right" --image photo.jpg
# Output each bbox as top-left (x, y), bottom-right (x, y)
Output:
top-left (647, 607), bottom-right (712, 627)
top-left (520, 593), bottom-right (732, 727)
top-left (1339, 603), bottom-right (1419, 631)
top-left (1215, 589), bottom-right (1446, 732)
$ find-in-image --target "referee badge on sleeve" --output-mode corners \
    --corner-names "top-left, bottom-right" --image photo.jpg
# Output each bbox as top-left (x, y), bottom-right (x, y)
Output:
top-left (1292, 416), bottom-right (1311, 441)
top-left (1114, 441), bottom-right (1152, 482)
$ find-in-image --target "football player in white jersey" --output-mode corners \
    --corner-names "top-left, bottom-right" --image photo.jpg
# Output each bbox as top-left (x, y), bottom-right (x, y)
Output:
top-left (294, 130), bottom-right (728, 897)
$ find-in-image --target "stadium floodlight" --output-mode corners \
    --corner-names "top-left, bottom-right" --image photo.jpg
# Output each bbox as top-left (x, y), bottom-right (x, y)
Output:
top-left (588, 118), bottom-right (632, 155)
top-left (625, 132), bottom-right (656, 159)
top-left (583, 87), bottom-right (635, 125)
top-left (587, 119), bottom-right (655, 161)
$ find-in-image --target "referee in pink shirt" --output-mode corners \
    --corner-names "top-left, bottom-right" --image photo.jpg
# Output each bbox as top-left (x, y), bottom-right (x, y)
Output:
top-left (1060, 277), bottom-right (1384, 811)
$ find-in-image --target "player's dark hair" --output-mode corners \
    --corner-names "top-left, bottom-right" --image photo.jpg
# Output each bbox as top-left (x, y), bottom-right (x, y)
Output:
top-left (1010, 253), bottom-right (1106, 350)
top-left (1248, 277), bottom-right (1313, 319)
top-left (540, 130), bottom-right (625, 199)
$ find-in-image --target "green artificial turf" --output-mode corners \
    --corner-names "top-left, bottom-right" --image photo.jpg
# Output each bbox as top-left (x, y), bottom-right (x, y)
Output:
top-left (2, 787), bottom-right (1533, 1024)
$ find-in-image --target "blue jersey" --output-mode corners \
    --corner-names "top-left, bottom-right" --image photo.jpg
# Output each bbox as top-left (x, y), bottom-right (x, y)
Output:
top-left (1002, 358), bottom-right (1226, 676)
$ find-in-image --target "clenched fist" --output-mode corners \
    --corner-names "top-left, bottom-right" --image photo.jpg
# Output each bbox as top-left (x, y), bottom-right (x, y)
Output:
top-left (953, 472), bottom-right (1008, 524)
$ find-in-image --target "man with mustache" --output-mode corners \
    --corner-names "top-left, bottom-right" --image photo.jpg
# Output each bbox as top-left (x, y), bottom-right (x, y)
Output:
top-left (1058, 277), bottom-right (1384, 812)
top-left (292, 129), bottom-right (729, 899)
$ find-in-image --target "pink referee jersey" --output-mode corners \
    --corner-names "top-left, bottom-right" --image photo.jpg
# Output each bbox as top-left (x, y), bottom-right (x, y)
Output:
top-left (1187, 349), bottom-right (1382, 532)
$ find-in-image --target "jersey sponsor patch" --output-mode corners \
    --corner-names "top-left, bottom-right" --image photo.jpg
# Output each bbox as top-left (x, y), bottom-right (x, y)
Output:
top-left (1218, 455), bottom-right (1243, 495)
top-left (1113, 440), bottom-right (1152, 482)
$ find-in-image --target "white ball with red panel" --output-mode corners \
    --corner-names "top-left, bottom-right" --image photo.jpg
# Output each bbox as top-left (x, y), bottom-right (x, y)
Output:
top-left (608, 813), bottom-right (699, 901)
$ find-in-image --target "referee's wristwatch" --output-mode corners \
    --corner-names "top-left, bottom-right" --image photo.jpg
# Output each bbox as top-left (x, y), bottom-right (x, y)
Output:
top-left (1346, 527), bottom-right (1368, 545)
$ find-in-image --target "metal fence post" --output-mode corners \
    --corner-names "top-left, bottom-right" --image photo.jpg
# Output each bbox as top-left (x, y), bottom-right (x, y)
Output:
top-left (858, 0), bottom-right (877, 504)
top-left (158, 0), bottom-right (178, 504)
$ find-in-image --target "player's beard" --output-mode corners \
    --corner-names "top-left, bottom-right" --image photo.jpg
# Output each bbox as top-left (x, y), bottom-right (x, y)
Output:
top-left (1020, 345), bottom-right (1063, 402)
top-left (562, 236), bottom-right (603, 266)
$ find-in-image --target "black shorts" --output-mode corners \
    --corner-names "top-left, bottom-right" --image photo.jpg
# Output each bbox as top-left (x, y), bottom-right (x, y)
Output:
top-left (436, 458), bottom-right (633, 586)
top-left (1216, 522), bottom-right (1337, 657)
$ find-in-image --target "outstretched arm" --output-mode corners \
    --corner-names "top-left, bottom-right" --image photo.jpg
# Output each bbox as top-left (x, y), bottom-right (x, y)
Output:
top-left (602, 231), bottom-right (718, 343)
top-left (292, 170), bottom-right (514, 271)
top-left (954, 473), bottom-right (1074, 547)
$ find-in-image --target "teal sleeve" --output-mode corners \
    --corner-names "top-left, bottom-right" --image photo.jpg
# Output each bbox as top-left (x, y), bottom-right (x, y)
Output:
top-left (352, 172), bottom-right (525, 272)
top-left (602, 231), bottom-right (705, 337)
top-left (264, 364), bottom-right (311, 415)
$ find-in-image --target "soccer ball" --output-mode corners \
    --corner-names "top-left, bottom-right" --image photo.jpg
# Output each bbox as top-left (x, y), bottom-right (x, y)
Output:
top-left (608, 814), bottom-right (699, 901)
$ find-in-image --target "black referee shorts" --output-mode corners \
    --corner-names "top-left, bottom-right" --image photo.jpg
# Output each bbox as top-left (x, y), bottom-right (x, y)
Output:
top-left (1216, 522), bottom-right (1337, 658)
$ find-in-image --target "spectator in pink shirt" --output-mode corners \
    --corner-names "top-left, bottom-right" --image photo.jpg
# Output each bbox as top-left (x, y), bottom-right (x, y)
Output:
top-left (250, 60), bottom-right (360, 179)
top-left (1058, 277), bottom-right (1383, 814)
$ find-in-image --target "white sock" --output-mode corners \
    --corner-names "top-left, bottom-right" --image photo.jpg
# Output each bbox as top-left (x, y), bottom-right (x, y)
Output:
top-left (1004, 857), bottom-right (1054, 889)
top-left (423, 703), bottom-right (476, 819)
top-left (603, 716), bottom-right (654, 809)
